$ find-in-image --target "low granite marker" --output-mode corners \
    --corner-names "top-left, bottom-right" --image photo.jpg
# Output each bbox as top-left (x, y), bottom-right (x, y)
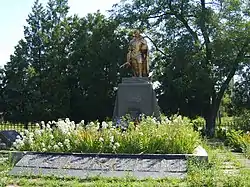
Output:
top-left (9, 150), bottom-right (208, 179)
top-left (0, 130), bottom-right (21, 149)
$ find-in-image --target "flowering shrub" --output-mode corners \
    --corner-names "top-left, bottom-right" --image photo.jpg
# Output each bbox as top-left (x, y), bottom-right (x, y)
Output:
top-left (13, 115), bottom-right (201, 154)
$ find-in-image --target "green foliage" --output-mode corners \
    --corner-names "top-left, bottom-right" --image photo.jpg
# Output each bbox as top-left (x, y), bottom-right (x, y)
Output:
top-left (232, 110), bottom-right (250, 131)
top-left (111, 0), bottom-right (250, 136)
top-left (192, 116), bottom-right (206, 129)
top-left (221, 129), bottom-right (250, 158)
top-left (217, 113), bottom-right (250, 132)
top-left (2, 139), bottom-right (250, 186)
top-left (0, 0), bottom-right (129, 123)
top-left (233, 69), bottom-right (250, 113)
top-left (13, 116), bottom-right (201, 154)
top-left (220, 92), bottom-right (234, 117)
top-left (0, 0), bottom-right (249, 138)
top-left (225, 130), bottom-right (246, 152)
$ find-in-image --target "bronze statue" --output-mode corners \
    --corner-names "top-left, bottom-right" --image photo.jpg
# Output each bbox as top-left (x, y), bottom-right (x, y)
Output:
top-left (121, 30), bottom-right (149, 77)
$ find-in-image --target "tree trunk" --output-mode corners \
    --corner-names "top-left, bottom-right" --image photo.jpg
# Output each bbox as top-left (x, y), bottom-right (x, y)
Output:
top-left (205, 110), bottom-right (216, 137)
top-left (205, 97), bottom-right (220, 137)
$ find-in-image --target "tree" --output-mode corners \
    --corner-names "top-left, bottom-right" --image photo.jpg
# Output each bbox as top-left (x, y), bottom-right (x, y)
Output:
top-left (111, 0), bottom-right (250, 136)
top-left (68, 12), bottom-right (129, 122)
top-left (1, 0), bottom-right (129, 123)
top-left (232, 65), bottom-right (250, 113)
top-left (1, 40), bottom-right (30, 122)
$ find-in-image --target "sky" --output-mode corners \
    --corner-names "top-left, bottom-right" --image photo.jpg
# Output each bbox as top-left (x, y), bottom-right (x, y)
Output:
top-left (0, 0), bottom-right (120, 68)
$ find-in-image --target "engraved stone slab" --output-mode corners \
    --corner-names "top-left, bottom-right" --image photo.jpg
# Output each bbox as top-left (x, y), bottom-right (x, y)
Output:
top-left (9, 153), bottom-right (194, 179)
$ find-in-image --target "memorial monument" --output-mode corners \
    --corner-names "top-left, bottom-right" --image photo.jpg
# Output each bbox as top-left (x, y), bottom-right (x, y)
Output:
top-left (113, 30), bottom-right (160, 124)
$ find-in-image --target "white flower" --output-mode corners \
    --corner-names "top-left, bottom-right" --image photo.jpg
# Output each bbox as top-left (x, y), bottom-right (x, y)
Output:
top-left (56, 120), bottom-right (71, 134)
top-left (15, 138), bottom-right (23, 144)
top-left (70, 121), bottom-right (76, 130)
top-left (112, 142), bottom-right (120, 151)
top-left (165, 117), bottom-right (170, 124)
top-left (16, 135), bottom-right (21, 139)
top-left (65, 118), bottom-right (70, 124)
top-left (41, 121), bottom-right (45, 128)
top-left (35, 123), bottom-right (40, 128)
top-left (29, 132), bottom-right (34, 137)
top-left (28, 138), bottom-right (33, 145)
top-left (19, 141), bottom-right (25, 147)
top-left (75, 123), bottom-right (80, 129)
top-left (89, 122), bottom-right (95, 126)
top-left (42, 148), bottom-right (47, 152)
top-left (114, 142), bottom-right (120, 148)
top-left (110, 136), bottom-right (114, 143)
top-left (53, 145), bottom-right (59, 150)
top-left (49, 134), bottom-right (54, 139)
top-left (152, 117), bottom-right (157, 123)
top-left (64, 139), bottom-right (70, 144)
top-left (101, 121), bottom-right (108, 129)
top-left (86, 121), bottom-right (99, 131)
top-left (58, 142), bottom-right (63, 148)
top-left (46, 124), bottom-right (51, 129)
top-left (34, 129), bottom-right (41, 136)
top-left (24, 129), bottom-right (29, 135)
top-left (99, 137), bottom-right (104, 142)
top-left (41, 143), bottom-right (45, 147)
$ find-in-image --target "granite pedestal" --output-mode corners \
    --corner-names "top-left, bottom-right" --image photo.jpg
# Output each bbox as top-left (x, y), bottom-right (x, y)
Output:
top-left (113, 77), bottom-right (160, 122)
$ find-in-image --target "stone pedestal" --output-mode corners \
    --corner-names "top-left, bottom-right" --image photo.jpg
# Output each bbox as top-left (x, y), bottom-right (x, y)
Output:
top-left (113, 77), bottom-right (160, 122)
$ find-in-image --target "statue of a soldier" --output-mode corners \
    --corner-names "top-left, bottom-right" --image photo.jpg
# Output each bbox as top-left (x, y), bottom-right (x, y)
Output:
top-left (122, 30), bottom-right (149, 77)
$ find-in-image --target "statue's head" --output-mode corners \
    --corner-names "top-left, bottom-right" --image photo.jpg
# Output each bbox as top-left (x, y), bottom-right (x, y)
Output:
top-left (133, 29), bottom-right (141, 37)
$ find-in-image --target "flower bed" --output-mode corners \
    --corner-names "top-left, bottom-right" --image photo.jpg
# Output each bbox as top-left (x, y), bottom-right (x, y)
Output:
top-left (13, 115), bottom-right (202, 154)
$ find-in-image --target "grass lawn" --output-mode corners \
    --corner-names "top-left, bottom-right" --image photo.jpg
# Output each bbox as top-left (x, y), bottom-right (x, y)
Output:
top-left (1, 140), bottom-right (250, 187)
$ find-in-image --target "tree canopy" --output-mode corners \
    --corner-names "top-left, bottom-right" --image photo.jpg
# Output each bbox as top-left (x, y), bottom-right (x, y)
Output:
top-left (0, 0), bottom-right (129, 123)
top-left (111, 0), bottom-right (250, 136)
top-left (0, 0), bottom-right (249, 137)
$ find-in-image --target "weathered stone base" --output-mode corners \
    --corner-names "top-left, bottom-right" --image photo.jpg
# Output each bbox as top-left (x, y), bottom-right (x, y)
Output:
top-left (113, 77), bottom-right (161, 122)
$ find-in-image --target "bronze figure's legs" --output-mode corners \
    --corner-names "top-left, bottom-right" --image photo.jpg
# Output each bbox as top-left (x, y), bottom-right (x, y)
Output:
top-left (131, 59), bottom-right (138, 77)
top-left (131, 59), bottom-right (146, 77)
top-left (138, 63), bottom-right (143, 77)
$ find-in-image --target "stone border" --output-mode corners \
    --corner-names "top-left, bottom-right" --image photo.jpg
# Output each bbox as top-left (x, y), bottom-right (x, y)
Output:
top-left (6, 151), bottom-right (208, 165)
top-left (6, 151), bottom-right (208, 179)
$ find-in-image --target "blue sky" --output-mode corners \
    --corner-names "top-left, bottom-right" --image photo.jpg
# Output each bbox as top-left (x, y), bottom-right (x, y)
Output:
top-left (0, 0), bottom-right (120, 67)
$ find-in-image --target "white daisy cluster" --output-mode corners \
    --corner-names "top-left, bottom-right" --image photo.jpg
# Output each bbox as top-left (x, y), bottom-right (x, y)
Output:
top-left (11, 115), bottom-right (199, 154)
top-left (12, 118), bottom-right (118, 152)
top-left (12, 118), bottom-right (84, 152)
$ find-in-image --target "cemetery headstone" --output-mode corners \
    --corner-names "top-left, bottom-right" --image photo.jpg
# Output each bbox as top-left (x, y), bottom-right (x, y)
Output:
top-left (0, 130), bottom-right (21, 148)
